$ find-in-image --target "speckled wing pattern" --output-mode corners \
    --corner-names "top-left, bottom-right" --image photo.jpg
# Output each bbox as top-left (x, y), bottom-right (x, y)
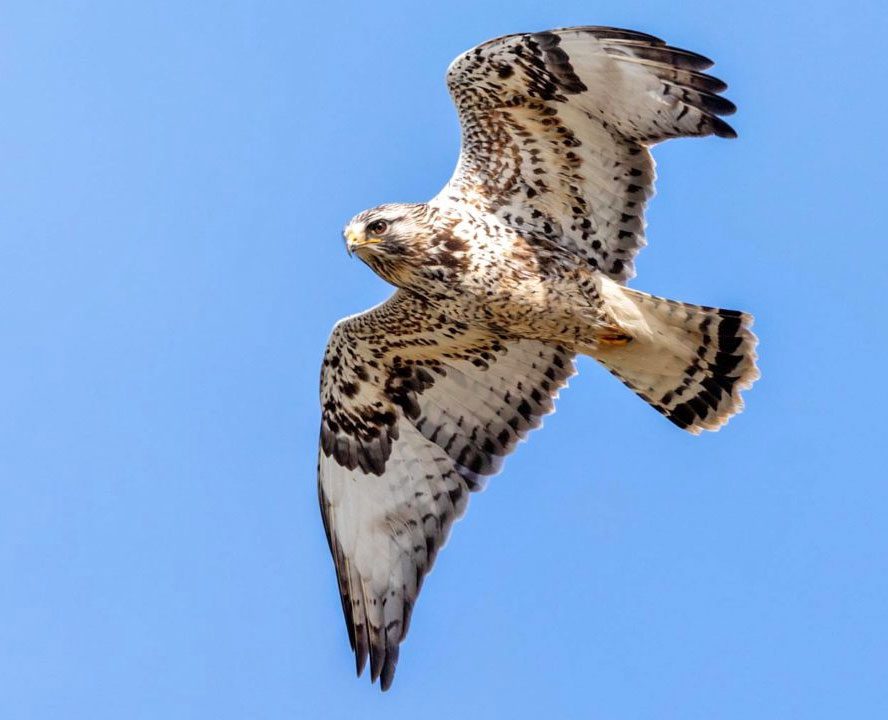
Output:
top-left (436, 26), bottom-right (736, 282)
top-left (318, 291), bottom-right (575, 689)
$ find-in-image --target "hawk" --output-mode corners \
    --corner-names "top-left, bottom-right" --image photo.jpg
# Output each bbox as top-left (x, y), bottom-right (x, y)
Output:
top-left (318, 26), bottom-right (758, 690)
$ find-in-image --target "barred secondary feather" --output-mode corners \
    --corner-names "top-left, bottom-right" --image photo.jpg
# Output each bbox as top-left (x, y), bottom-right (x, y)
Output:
top-left (317, 26), bottom-right (759, 690)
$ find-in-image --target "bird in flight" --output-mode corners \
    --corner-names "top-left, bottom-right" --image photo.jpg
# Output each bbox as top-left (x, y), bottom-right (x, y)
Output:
top-left (318, 26), bottom-right (758, 690)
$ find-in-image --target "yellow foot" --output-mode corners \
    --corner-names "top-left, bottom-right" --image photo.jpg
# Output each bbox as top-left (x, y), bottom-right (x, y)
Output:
top-left (598, 330), bottom-right (633, 346)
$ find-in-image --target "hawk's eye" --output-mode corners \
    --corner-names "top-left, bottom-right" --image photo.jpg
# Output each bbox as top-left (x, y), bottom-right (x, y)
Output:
top-left (367, 220), bottom-right (389, 236)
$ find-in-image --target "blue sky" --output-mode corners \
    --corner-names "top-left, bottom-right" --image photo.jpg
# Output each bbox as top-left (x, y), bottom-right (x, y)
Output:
top-left (2, 1), bottom-right (886, 717)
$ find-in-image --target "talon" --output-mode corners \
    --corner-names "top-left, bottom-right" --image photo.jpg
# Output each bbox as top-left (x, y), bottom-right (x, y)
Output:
top-left (599, 332), bottom-right (633, 346)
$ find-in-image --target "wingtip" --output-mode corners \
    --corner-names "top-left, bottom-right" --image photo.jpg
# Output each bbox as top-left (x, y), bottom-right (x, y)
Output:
top-left (711, 116), bottom-right (738, 139)
top-left (369, 647), bottom-right (384, 685)
top-left (379, 649), bottom-right (399, 691)
top-left (354, 633), bottom-right (368, 678)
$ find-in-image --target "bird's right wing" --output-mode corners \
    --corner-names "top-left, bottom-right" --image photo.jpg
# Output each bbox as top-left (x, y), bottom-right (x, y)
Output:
top-left (436, 26), bottom-right (736, 282)
top-left (318, 290), bottom-right (576, 689)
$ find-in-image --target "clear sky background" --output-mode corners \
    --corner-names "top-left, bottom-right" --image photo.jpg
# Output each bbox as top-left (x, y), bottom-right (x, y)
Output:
top-left (2, 1), bottom-right (886, 718)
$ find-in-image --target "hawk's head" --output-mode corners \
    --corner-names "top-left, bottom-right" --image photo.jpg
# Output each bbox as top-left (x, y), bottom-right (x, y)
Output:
top-left (343, 203), bottom-right (440, 285)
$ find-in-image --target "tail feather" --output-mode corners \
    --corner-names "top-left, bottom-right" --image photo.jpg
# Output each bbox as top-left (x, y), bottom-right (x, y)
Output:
top-left (589, 285), bottom-right (759, 434)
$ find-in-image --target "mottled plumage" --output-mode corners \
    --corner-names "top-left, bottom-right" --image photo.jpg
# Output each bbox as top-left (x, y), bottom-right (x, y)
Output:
top-left (318, 26), bottom-right (759, 690)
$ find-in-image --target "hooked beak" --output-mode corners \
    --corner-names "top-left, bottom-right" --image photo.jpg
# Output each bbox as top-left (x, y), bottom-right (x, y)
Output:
top-left (345, 226), bottom-right (382, 256)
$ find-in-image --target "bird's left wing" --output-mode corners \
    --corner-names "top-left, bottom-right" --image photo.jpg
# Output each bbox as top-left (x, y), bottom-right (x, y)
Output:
top-left (318, 290), bottom-right (575, 689)
top-left (435, 26), bottom-right (737, 282)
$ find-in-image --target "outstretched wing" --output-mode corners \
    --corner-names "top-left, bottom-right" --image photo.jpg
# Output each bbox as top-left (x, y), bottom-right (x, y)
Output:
top-left (435, 26), bottom-right (736, 282)
top-left (318, 291), bottom-right (575, 690)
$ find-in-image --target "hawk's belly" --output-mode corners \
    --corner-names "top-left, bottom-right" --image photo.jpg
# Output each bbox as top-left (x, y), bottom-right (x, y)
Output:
top-left (432, 261), bottom-right (615, 348)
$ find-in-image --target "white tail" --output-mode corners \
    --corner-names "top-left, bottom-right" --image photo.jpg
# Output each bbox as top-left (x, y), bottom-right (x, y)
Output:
top-left (588, 282), bottom-right (759, 433)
